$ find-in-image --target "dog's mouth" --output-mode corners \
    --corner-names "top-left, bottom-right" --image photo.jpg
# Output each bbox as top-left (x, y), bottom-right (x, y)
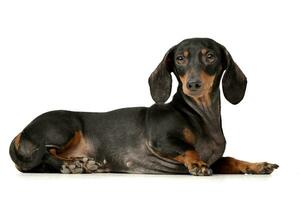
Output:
top-left (186, 90), bottom-right (203, 96)
top-left (183, 89), bottom-right (209, 98)
top-left (181, 87), bottom-right (214, 107)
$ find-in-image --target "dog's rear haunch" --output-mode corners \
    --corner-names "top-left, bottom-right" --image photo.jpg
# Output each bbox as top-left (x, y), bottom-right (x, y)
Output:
top-left (9, 38), bottom-right (278, 175)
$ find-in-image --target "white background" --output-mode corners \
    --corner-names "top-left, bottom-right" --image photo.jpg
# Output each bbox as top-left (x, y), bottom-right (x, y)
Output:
top-left (0, 0), bottom-right (299, 199)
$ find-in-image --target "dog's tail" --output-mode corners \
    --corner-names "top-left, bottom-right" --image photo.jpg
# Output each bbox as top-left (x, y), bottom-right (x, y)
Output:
top-left (9, 132), bottom-right (45, 172)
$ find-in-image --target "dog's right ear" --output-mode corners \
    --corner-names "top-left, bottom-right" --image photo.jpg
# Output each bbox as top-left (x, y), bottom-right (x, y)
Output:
top-left (148, 46), bottom-right (176, 104)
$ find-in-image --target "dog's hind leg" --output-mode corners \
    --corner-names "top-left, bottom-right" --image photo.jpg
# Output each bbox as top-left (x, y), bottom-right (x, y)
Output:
top-left (9, 133), bottom-right (46, 172)
top-left (46, 149), bottom-right (108, 174)
top-left (210, 157), bottom-right (279, 174)
top-left (46, 131), bottom-right (108, 174)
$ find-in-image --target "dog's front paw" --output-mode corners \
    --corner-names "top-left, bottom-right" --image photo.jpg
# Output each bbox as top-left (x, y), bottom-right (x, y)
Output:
top-left (188, 163), bottom-right (213, 176)
top-left (245, 162), bottom-right (279, 175)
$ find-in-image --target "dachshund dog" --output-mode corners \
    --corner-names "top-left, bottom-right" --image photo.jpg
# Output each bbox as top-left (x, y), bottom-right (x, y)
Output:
top-left (9, 38), bottom-right (279, 175)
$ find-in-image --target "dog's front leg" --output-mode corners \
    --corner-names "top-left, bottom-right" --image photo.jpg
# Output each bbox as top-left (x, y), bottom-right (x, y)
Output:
top-left (210, 157), bottom-right (279, 174)
top-left (174, 150), bottom-right (212, 176)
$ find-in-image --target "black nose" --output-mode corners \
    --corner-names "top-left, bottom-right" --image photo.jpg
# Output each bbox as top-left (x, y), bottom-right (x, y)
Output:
top-left (187, 80), bottom-right (202, 91)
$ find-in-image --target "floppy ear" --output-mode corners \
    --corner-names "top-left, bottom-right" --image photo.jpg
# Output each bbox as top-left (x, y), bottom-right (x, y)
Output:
top-left (148, 46), bottom-right (176, 104)
top-left (222, 47), bottom-right (247, 105)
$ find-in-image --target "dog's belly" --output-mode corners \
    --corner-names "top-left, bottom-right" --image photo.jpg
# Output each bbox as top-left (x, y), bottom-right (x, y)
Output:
top-left (90, 136), bottom-right (225, 174)
top-left (93, 143), bottom-right (188, 174)
top-left (121, 156), bottom-right (188, 174)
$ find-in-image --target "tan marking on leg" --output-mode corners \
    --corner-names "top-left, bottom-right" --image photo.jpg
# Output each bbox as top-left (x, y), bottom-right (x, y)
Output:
top-left (174, 150), bottom-right (211, 175)
top-left (183, 128), bottom-right (196, 145)
top-left (211, 157), bottom-right (279, 174)
top-left (49, 131), bottom-right (93, 160)
top-left (174, 150), bottom-right (206, 169)
top-left (14, 133), bottom-right (22, 150)
top-left (211, 157), bottom-right (245, 174)
top-left (49, 148), bottom-right (72, 161)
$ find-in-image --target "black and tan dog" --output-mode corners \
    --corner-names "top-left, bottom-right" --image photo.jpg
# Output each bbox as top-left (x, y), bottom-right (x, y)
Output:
top-left (9, 38), bottom-right (278, 175)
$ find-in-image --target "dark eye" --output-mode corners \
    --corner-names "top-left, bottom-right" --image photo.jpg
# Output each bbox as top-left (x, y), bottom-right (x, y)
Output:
top-left (207, 53), bottom-right (214, 59)
top-left (207, 53), bottom-right (215, 62)
top-left (176, 55), bottom-right (184, 61)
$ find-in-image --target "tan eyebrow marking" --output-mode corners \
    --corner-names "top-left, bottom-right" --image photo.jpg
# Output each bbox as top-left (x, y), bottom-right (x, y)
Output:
top-left (183, 50), bottom-right (189, 57)
top-left (201, 48), bottom-right (208, 54)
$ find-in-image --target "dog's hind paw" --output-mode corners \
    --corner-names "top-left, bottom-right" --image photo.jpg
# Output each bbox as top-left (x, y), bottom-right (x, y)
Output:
top-left (60, 157), bottom-right (108, 174)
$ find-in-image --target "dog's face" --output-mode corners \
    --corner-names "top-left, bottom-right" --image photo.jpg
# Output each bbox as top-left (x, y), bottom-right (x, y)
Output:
top-left (149, 38), bottom-right (247, 105)
top-left (173, 39), bottom-right (224, 106)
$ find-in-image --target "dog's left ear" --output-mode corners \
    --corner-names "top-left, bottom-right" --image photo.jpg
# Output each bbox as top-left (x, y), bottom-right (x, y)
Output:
top-left (148, 46), bottom-right (176, 104)
top-left (221, 47), bottom-right (247, 105)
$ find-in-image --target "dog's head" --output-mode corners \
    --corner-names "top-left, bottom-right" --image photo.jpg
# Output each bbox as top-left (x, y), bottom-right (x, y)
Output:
top-left (149, 38), bottom-right (247, 106)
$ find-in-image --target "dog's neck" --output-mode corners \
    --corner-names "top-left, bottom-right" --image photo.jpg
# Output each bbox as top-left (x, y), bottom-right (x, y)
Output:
top-left (172, 87), bottom-right (220, 117)
top-left (170, 87), bottom-right (224, 141)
